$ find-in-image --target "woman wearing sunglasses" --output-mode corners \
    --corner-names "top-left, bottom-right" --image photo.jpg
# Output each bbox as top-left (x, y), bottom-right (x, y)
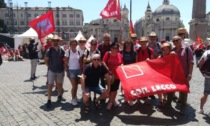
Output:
top-left (103, 42), bottom-right (123, 110)
top-left (120, 38), bottom-right (138, 106)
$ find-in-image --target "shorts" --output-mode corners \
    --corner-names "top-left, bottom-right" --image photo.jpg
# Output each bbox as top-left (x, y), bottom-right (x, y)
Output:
top-left (69, 69), bottom-right (81, 78)
top-left (204, 77), bottom-right (210, 94)
top-left (48, 70), bottom-right (64, 85)
top-left (111, 79), bottom-right (120, 92)
top-left (85, 85), bottom-right (105, 95)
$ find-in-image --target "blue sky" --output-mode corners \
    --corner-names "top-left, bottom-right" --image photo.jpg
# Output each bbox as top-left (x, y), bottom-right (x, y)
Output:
top-left (10, 0), bottom-right (210, 31)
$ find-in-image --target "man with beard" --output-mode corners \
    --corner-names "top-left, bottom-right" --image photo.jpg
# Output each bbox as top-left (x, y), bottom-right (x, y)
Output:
top-left (44, 35), bottom-right (65, 108)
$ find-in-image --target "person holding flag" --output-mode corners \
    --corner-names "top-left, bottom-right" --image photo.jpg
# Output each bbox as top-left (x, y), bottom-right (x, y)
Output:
top-left (166, 36), bottom-right (194, 115)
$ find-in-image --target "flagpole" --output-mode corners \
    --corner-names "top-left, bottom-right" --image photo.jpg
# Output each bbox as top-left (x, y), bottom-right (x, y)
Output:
top-left (130, 0), bottom-right (132, 22)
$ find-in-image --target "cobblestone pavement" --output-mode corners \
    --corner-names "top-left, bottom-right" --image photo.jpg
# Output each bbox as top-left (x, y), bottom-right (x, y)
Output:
top-left (0, 59), bottom-right (210, 126)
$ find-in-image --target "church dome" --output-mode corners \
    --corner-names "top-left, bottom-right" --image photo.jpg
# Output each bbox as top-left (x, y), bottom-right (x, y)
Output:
top-left (154, 2), bottom-right (180, 16)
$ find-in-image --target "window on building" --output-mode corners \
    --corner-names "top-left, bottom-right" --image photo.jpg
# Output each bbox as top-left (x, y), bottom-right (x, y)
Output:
top-left (62, 14), bottom-right (66, 18)
top-left (21, 13), bottom-right (23, 17)
top-left (5, 13), bottom-right (9, 17)
top-left (14, 21), bottom-right (17, 25)
top-left (56, 21), bottom-right (60, 25)
top-left (69, 29), bottom-right (75, 32)
top-left (70, 21), bottom-right (74, 26)
top-left (76, 21), bottom-right (80, 26)
top-left (62, 20), bottom-right (67, 25)
top-left (34, 14), bottom-right (38, 17)
top-left (27, 14), bottom-right (31, 17)
top-left (6, 21), bottom-right (9, 25)
top-left (166, 17), bottom-right (170, 20)
top-left (156, 18), bottom-right (159, 22)
top-left (56, 14), bottom-right (59, 18)
top-left (76, 14), bottom-right (80, 18)
top-left (69, 14), bottom-right (74, 18)
top-left (20, 21), bottom-right (24, 25)
top-left (13, 14), bottom-right (16, 17)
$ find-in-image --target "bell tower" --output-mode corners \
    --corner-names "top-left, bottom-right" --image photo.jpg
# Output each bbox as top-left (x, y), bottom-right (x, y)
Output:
top-left (189, 0), bottom-right (207, 41)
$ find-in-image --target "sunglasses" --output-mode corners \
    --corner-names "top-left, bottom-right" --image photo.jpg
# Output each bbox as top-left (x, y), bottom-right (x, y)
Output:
top-left (112, 47), bottom-right (118, 49)
top-left (91, 44), bottom-right (97, 46)
top-left (125, 43), bottom-right (132, 46)
top-left (70, 44), bottom-right (77, 46)
top-left (172, 40), bottom-right (179, 43)
top-left (79, 41), bottom-right (86, 43)
top-left (53, 40), bottom-right (59, 42)
top-left (140, 41), bottom-right (147, 43)
top-left (92, 59), bottom-right (100, 61)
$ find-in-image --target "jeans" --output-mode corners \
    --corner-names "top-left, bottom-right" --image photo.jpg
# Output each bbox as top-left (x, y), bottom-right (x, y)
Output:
top-left (30, 59), bottom-right (38, 78)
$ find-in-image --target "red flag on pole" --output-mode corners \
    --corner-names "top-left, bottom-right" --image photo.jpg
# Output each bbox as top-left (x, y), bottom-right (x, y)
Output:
top-left (196, 35), bottom-right (203, 43)
top-left (100, 0), bottom-right (121, 20)
top-left (129, 20), bottom-right (134, 35)
top-left (116, 54), bottom-right (189, 101)
top-left (29, 10), bottom-right (55, 41)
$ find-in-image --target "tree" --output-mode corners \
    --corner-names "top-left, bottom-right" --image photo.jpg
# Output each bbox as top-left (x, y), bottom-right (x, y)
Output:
top-left (0, 0), bottom-right (6, 8)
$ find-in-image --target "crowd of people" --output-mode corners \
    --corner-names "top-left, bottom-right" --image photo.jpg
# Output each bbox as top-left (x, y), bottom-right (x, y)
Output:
top-left (34, 27), bottom-right (210, 116)
top-left (1, 27), bottom-right (209, 116)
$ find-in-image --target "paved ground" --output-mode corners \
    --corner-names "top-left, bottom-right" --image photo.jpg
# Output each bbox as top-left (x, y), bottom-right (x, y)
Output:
top-left (0, 59), bottom-right (210, 126)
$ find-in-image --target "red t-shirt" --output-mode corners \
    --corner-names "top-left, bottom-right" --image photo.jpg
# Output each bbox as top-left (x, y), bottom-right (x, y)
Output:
top-left (103, 52), bottom-right (123, 79)
top-left (137, 47), bottom-right (154, 62)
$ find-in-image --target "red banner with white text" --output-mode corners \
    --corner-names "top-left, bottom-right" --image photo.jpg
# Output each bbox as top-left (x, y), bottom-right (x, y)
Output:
top-left (116, 55), bottom-right (189, 101)
top-left (100, 0), bottom-right (121, 20)
top-left (29, 10), bottom-right (55, 40)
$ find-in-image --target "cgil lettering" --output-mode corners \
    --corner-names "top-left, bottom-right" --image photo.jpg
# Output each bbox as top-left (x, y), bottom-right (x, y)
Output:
top-left (130, 87), bottom-right (150, 96)
top-left (130, 84), bottom-right (177, 97)
top-left (151, 84), bottom-right (176, 92)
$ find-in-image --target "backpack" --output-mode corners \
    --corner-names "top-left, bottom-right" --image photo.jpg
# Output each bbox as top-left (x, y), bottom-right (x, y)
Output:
top-left (67, 49), bottom-right (80, 61)
top-left (86, 49), bottom-right (100, 59)
top-left (137, 47), bottom-right (152, 59)
top-left (0, 54), bottom-right (2, 66)
top-left (48, 46), bottom-right (65, 58)
top-left (200, 52), bottom-right (210, 76)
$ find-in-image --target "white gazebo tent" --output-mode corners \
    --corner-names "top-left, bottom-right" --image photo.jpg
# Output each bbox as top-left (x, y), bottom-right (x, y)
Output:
top-left (74, 30), bottom-right (84, 41)
top-left (86, 35), bottom-right (95, 48)
top-left (14, 28), bottom-right (39, 49)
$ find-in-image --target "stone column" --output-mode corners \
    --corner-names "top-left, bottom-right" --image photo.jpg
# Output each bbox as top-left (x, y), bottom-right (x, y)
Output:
top-left (189, 0), bottom-right (207, 41)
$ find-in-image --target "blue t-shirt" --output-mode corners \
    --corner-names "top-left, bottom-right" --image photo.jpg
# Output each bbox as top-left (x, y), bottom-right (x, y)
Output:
top-left (122, 51), bottom-right (136, 65)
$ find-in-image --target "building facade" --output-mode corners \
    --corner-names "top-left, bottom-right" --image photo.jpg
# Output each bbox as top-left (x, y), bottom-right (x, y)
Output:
top-left (83, 5), bottom-right (130, 43)
top-left (0, 6), bottom-right (83, 39)
top-left (134, 0), bottom-right (184, 41)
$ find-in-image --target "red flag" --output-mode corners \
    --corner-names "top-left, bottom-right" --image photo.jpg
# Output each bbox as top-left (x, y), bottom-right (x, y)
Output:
top-left (29, 10), bottom-right (55, 39)
top-left (116, 55), bottom-right (189, 101)
top-left (196, 35), bottom-right (203, 43)
top-left (130, 20), bottom-right (134, 35)
top-left (100, 0), bottom-right (121, 20)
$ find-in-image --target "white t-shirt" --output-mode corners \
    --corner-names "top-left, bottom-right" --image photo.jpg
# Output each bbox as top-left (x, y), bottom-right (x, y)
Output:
top-left (83, 49), bottom-right (100, 59)
top-left (201, 50), bottom-right (210, 61)
top-left (134, 43), bottom-right (141, 51)
top-left (65, 49), bottom-right (80, 70)
top-left (76, 46), bottom-right (89, 58)
top-left (201, 50), bottom-right (210, 78)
